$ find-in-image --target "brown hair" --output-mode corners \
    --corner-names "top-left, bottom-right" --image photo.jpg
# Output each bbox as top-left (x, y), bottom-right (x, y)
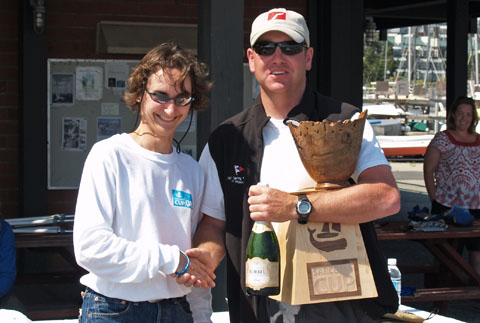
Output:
top-left (446, 96), bottom-right (478, 133)
top-left (124, 42), bottom-right (211, 112)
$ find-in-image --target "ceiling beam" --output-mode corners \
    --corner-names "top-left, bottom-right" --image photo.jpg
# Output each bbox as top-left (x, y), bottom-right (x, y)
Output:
top-left (365, 0), bottom-right (446, 14)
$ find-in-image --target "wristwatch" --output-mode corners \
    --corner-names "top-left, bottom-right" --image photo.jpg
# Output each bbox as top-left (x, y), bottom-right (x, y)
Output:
top-left (296, 194), bottom-right (312, 224)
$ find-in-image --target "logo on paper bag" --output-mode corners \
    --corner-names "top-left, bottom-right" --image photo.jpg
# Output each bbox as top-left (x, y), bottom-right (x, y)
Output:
top-left (308, 223), bottom-right (347, 252)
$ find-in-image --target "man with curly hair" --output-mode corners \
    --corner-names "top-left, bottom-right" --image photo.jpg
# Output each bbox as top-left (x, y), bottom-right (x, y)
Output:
top-left (74, 42), bottom-right (223, 323)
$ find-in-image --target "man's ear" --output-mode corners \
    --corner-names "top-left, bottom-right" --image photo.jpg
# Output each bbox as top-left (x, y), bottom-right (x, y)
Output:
top-left (305, 47), bottom-right (314, 71)
top-left (247, 48), bottom-right (255, 73)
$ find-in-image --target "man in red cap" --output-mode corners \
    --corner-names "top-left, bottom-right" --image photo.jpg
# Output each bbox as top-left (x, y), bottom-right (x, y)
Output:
top-left (180, 8), bottom-right (401, 322)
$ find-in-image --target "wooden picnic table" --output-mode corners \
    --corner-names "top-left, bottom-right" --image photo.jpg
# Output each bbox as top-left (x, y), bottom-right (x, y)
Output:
top-left (375, 220), bottom-right (480, 311)
top-left (14, 232), bottom-right (82, 320)
top-left (14, 232), bottom-right (73, 248)
top-left (14, 232), bottom-right (78, 270)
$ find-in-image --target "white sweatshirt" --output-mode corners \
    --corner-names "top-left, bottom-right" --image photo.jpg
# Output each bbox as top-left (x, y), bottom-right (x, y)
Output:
top-left (74, 133), bottom-right (205, 302)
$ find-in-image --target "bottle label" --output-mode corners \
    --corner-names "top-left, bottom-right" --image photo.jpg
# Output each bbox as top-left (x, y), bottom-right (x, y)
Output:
top-left (392, 280), bottom-right (400, 292)
top-left (245, 257), bottom-right (279, 290)
top-left (252, 222), bottom-right (274, 234)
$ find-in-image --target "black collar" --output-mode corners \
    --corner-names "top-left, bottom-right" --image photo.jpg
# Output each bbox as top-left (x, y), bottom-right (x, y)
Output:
top-left (251, 86), bottom-right (315, 129)
top-left (286, 86), bottom-right (316, 122)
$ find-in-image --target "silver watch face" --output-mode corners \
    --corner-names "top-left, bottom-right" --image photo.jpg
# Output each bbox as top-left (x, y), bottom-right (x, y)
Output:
top-left (298, 200), bottom-right (312, 214)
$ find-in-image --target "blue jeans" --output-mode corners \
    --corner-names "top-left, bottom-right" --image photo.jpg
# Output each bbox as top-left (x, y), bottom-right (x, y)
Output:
top-left (79, 288), bottom-right (193, 323)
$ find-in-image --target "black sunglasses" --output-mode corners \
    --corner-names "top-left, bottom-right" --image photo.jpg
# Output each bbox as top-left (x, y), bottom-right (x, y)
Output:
top-left (253, 41), bottom-right (307, 56)
top-left (145, 89), bottom-right (194, 107)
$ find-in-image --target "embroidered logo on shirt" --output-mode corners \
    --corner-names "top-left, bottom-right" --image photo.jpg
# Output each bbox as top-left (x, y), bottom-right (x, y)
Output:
top-left (172, 190), bottom-right (193, 209)
top-left (227, 165), bottom-right (245, 184)
top-left (234, 165), bottom-right (245, 176)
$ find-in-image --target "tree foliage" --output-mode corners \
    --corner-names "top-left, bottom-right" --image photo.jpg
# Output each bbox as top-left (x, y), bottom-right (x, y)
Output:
top-left (363, 40), bottom-right (398, 86)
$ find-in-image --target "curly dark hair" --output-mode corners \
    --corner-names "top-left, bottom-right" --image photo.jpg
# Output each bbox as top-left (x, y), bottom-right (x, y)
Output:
top-left (446, 96), bottom-right (479, 133)
top-left (124, 42), bottom-right (211, 112)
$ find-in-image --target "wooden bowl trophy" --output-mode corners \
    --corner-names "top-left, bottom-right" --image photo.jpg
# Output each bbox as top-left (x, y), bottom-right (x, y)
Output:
top-left (270, 110), bottom-right (378, 305)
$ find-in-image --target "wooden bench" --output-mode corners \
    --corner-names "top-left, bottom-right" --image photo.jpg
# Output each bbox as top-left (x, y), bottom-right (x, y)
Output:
top-left (25, 304), bottom-right (80, 321)
top-left (402, 286), bottom-right (480, 303)
top-left (375, 220), bottom-right (480, 311)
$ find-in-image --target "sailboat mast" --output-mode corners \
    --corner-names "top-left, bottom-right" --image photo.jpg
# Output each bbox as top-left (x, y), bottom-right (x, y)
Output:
top-left (408, 26), bottom-right (412, 93)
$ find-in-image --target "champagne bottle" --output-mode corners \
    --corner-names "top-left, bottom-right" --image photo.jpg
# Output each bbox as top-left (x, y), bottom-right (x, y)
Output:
top-left (246, 220), bottom-right (280, 296)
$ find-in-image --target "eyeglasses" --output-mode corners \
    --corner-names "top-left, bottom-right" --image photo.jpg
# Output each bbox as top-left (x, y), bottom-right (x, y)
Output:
top-left (145, 89), bottom-right (194, 106)
top-left (253, 41), bottom-right (307, 56)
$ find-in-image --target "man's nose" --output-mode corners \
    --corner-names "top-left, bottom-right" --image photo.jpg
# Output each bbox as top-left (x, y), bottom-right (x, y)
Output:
top-left (271, 46), bottom-right (284, 59)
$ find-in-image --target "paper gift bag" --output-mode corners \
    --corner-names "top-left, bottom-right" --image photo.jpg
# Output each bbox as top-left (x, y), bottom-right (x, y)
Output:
top-left (269, 220), bottom-right (377, 305)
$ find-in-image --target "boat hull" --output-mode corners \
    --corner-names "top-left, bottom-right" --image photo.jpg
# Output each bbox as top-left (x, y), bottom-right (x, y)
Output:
top-left (376, 134), bottom-right (433, 157)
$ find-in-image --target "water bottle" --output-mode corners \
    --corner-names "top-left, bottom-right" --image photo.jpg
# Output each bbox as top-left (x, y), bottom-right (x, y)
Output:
top-left (387, 258), bottom-right (401, 305)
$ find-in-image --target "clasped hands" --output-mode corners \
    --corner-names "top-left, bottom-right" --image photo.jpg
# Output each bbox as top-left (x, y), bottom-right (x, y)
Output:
top-left (172, 248), bottom-right (217, 290)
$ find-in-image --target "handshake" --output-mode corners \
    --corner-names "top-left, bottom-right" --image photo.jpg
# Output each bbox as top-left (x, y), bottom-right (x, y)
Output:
top-left (171, 248), bottom-right (218, 291)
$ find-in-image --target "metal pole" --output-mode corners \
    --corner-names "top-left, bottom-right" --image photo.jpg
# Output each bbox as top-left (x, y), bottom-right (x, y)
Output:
top-left (408, 26), bottom-right (412, 93)
top-left (475, 31), bottom-right (479, 85)
top-left (424, 26), bottom-right (431, 88)
top-left (384, 40), bottom-right (388, 81)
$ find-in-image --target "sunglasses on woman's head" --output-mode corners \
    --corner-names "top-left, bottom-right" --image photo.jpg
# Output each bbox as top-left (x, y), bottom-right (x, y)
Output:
top-left (253, 41), bottom-right (307, 56)
top-left (145, 89), bottom-right (194, 106)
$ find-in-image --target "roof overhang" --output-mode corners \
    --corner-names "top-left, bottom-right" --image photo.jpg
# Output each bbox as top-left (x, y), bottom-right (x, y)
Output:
top-left (365, 0), bottom-right (480, 29)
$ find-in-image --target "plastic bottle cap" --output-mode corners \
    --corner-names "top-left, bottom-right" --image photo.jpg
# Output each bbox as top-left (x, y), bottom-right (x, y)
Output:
top-left (387, 258), bottom-right (397, 265)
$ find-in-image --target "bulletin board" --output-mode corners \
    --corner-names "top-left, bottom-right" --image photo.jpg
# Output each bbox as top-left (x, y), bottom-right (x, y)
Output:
top-left (47, 59), bottom-right (198, 189)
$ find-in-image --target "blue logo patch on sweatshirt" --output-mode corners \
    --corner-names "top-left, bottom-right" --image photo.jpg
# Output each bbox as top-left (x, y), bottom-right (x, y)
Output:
top-left (172, 190), bottom-right (193, 209)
